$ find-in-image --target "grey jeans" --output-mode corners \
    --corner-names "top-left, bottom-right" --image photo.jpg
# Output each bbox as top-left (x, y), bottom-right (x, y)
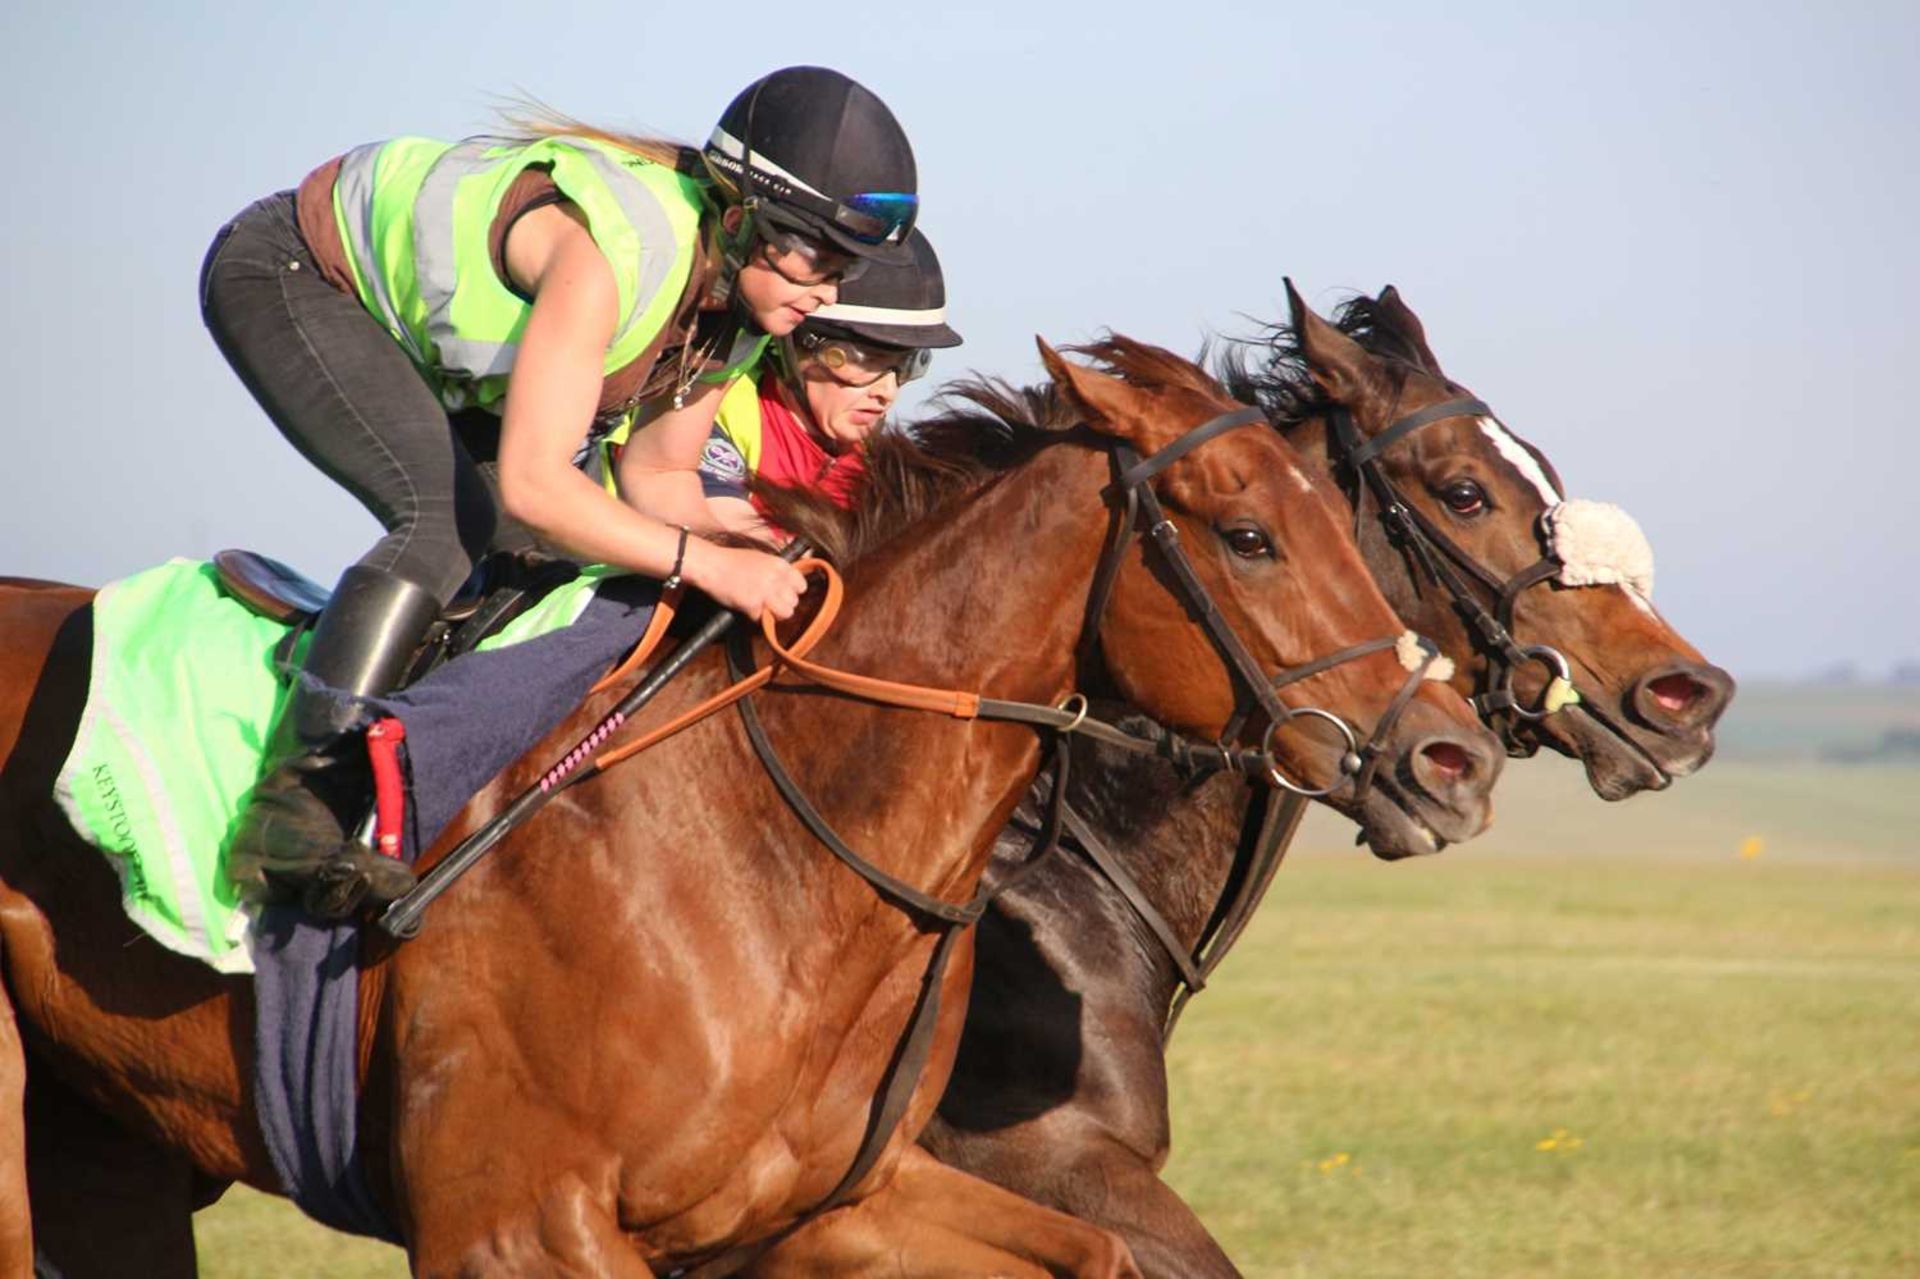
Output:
top-left (199, 191), bottom-right (534, 603)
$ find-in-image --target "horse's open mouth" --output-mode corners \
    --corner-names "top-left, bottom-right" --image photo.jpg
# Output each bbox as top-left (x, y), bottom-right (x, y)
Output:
top-left (1352, 773), bottom-right (1450, 861)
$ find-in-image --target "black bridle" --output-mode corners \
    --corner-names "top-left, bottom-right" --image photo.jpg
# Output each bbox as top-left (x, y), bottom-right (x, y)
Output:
top-left (1082, 405), bottom-right (1441, 802)
top-left (1327, 396), bottom-right (1578, 756)
top-left (684, 399), bottom-right (1442, 1276)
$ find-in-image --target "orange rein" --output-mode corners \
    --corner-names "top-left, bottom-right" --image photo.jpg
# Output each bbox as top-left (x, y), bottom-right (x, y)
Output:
top-left (587, 558), bottom-right (983, 773)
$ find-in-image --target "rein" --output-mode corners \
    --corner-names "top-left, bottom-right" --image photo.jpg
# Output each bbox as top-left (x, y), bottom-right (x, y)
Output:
top-left (676, 402), bottom-right (1427, 1274)
top-left (384, 398), bottom-right (1435, 1275)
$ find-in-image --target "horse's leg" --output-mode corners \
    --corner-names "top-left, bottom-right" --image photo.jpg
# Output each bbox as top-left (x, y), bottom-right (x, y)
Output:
top-left (404, 1165), bottom-right (655, 1278)
top-left (0, 958), bottom-right (29, 1278)
top-left (1046, 1137), bottom-right (1238, 1279)
top-left (930, 1121), bottom-right (1239, 1279)
top-left (750, 1147), bottom-right (1139, 1279)
top-left (23, 1067), bottom-right (198, 1279)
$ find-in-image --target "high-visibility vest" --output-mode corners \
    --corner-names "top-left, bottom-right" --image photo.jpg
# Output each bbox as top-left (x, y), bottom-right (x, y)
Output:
top-left (330, 134), bottom-right (705, 410)
top-left (596, 373), bottom-right (765, 497)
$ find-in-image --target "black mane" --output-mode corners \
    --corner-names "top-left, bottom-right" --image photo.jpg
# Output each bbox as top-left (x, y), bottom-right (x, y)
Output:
top-left (1212, 293), bottom-right (1441, 428)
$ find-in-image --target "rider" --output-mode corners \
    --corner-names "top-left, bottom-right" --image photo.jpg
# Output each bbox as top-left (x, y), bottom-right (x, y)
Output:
top-left (599, 227), bottom-right (961, 531)
top-left (200, 66), bottom-right (919, 915)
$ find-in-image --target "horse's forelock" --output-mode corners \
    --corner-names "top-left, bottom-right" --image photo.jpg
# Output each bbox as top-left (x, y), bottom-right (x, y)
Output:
top-left (1067, 334), bottom-right (1231, 406)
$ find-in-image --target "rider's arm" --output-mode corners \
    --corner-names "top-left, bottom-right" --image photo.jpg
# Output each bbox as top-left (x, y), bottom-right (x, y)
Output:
top-left (613, 382), bottom-right (734, 535)
top-left (705, 495), bottom-right (776, 542)
top-left (493, 207), bottom-right (804, 617)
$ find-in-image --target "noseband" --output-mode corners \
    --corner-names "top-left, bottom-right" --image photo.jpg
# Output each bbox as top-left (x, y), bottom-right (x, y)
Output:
top-left (1081, 405), bottom-right (1442, 801)
top-left (1328, 397), bottom-right (1578, 755)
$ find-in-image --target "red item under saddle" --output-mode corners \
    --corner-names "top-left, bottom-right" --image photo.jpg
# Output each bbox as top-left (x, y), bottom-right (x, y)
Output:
top-left (364, 718), bottom-right (408, 860)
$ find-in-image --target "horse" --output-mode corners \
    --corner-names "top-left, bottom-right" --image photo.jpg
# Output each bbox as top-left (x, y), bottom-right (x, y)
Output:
top-left (0, 336), bottom-right (1503, 1276)
top-left (914, 286), bottom-right (1736, 1278)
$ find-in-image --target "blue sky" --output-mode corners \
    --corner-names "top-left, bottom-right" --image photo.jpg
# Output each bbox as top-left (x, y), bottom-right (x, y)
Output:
top-left (4, 1), bottom-right (1913, 678)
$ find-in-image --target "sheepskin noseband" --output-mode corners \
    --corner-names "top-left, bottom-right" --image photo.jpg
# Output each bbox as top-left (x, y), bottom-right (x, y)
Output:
top-left (1543, 499), bottom-right (1654, 600)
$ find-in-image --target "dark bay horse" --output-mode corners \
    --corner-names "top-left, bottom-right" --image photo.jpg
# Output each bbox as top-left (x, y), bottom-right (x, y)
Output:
top-left (916, 287), bottom-right (1736, 1278)
top-left (0, 338), bottom-right (1501, 1276)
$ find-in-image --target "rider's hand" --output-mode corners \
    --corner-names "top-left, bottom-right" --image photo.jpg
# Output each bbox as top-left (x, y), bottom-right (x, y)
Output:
top-left (682, 540), bottom-right (809, 621)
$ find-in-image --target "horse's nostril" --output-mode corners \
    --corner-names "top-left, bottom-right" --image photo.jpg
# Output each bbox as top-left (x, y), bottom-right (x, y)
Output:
top-left (1420, 740), bottom-right (1472, 783)
top-left (1648, 672), bottom-right (1704, 715)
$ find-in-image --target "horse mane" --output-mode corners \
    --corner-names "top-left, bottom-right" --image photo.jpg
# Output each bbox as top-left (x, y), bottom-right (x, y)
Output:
top-left (758, 334), bottom-right (1221, 565)
top-left (1213, 294), bottom-right (1438, 428)
top-left (753, 378), bottom-right (1071, 566)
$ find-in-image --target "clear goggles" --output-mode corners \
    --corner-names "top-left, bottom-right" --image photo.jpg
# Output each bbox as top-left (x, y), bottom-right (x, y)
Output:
top-left (755, 222), bottom-right (867, 286)
top-left (793, 330), bottom-right (933, 387)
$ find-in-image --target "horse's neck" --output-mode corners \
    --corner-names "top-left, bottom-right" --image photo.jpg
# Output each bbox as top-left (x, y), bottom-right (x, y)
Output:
top-left (812, 443), bottom-right (1109, 704)
top-left (756, 442), bottom-right (1114, 900)
top-left (1068, 738), bottom-right (1254, 978)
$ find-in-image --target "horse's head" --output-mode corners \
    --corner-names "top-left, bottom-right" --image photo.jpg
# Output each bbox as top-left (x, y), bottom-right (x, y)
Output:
top-left (1273, 283), bottom-right (1733, 799)
top-left (1037, 335), bottom-right (1502, 858)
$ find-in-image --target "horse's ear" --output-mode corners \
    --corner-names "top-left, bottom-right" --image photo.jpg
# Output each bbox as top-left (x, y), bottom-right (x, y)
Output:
top-left (1286, 279), bottom-right (1379, 408)
top-left (1037, 337), bottom-right (1147, 439)
top-left (1376, 285), bottom-right (1445, 376)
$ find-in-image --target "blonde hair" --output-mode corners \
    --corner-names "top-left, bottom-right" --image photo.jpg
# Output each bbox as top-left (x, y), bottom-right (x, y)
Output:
top-left (493, 96), bottom-right (702, 174)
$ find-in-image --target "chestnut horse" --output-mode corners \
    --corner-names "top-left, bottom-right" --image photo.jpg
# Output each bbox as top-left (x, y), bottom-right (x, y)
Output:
top-left (0, 338), bottom-right (1500, 1276)
top-left (915, 287), bottom-right (1735, 1278)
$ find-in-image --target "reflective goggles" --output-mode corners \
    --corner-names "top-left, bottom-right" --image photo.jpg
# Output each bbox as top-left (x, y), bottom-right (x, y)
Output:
top-left (794, 330), bottom-right (933, 387)
top-left (767, 186), bottom-right (918, 248)
top-left (755, 223), bottom-right (867, 286)
top-left (827, 191), bottom-right (918, 246)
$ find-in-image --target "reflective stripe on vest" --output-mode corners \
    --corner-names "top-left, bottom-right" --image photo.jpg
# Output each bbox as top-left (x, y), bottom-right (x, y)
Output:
top-left (332, 135), bottom-right (705, 410)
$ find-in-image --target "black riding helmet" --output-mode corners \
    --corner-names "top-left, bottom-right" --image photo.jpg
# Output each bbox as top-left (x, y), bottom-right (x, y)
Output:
top-left (803, 228), bottom-right (960, 349)
top-left (703, 66), bottom-right (919, 265)
top-left (781, 228), bottom-right (960, 390)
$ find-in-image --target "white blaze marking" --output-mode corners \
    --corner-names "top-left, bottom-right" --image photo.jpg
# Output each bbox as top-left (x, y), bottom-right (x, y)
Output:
top-left (1617, 583), bottom-right (1659, 619)
top-left (1477, 417), bottom-right (1561, 506)
top-left (1285, 463), bottom-right (1315, 494)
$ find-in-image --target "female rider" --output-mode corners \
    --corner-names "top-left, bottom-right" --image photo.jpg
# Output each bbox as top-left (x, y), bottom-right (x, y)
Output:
top-left (601, 227), bottom-right (961, 532)
top-left (200, 66), bottom-right (920, 914)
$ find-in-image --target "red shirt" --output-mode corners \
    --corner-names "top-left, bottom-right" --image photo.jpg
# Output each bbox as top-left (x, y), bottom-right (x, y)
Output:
top-left (699, 377), bottom-right (867, 512)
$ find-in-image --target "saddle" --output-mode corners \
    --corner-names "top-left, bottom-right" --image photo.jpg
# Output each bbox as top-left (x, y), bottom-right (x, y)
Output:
top-left (213, 548), bottom-right (582, 684)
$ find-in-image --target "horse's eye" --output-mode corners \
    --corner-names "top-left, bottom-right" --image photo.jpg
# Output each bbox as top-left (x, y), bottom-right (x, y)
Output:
top-left (1441, 480), bottom-right (1487, 516)
top-left (1222, 525), bottom-right (1273, 559)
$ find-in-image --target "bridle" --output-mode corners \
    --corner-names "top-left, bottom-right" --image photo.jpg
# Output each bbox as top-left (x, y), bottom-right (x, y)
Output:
top-left (1081, 405), bottom-right (1442, 803)
top-left (680, 397), bottom-right (1446, 1275)
top-left (1327, 396), bottom-right (1578, 756)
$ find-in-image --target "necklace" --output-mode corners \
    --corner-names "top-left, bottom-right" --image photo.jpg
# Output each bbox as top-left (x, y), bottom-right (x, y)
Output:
top-left (669, 320), bottom-right (730, 410)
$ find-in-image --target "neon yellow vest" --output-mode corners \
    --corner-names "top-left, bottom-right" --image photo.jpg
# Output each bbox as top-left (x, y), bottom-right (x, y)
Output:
top-left (330, 135), bottom-right (705, 411)
top-left (597, 368), bottom-right (771, 496)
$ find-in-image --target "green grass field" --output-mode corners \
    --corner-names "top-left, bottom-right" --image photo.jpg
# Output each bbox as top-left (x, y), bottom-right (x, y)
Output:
top-left (194, 690), bottom-right (1920, 1276)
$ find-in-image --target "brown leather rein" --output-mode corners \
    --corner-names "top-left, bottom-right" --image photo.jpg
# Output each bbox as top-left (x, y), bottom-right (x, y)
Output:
top-left (381, 403), bottom-right (1433, 1275)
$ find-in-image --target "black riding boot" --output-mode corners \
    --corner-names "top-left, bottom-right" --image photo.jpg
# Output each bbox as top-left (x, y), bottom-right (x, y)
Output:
top-left (227, 565), bottom-right (440, 919)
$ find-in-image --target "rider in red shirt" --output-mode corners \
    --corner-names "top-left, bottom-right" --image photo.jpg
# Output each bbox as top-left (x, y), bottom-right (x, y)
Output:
top-left (687, 228), bottom-right (963, 532)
